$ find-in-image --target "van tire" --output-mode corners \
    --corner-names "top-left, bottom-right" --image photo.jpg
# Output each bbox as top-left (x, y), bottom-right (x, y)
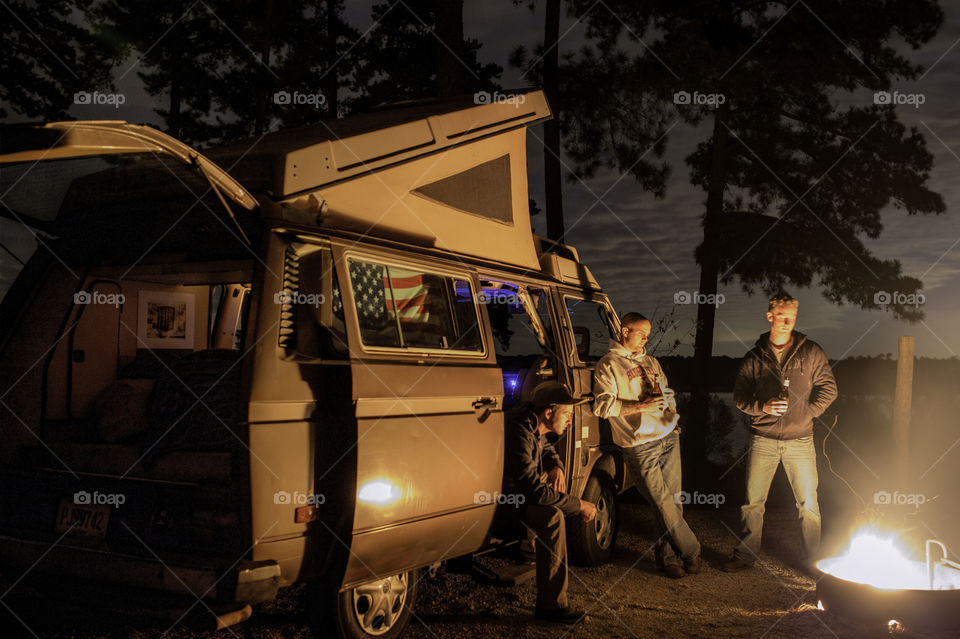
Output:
top-left (307, 570), bottom-right (418, 639)
top-left (568, 474), bottom-right (618, 566)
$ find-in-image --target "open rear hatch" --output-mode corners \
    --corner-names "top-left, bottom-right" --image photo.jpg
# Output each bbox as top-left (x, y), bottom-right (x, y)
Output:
top-left (0, 121), bottom-right (278, 603)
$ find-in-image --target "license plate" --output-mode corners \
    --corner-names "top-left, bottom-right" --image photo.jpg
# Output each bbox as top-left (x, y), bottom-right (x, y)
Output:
top-left (55, 498), bottom-right (110, 538)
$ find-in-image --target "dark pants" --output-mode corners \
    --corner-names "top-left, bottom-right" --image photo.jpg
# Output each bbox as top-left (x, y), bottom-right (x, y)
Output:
top-left (522, 504), bottom-right (569, 610)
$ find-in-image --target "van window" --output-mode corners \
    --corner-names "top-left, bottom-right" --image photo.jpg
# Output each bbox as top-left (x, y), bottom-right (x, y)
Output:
top-left (347, 259), bottom-right (482, 353)
top-left (481, 284), bottom-right (553, 359)
top-left (479, 281), bottom-right (557, 406)
top-left (564, 297), bottom-right (617, 364)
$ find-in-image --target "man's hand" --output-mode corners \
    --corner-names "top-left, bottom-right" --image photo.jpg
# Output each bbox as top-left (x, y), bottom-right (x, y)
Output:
top-left (641, 395), bottom-right (667, 412)
top-left (579, 500), bottom-right (597, 522)
top-left (762, 398), bottom-right (788, 416)
top-left (620, 396), bottom-right (667, 416)
top-left (547, 467), bottom-right (566, 493)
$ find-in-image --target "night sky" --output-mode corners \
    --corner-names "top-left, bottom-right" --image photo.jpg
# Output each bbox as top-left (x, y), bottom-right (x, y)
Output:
top-left (42, 1), bottom-right (960, 359)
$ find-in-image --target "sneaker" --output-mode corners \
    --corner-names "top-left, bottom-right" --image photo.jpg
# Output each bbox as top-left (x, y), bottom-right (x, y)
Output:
top-left (662, 563), bottom-right (686, 579)
top-left (722, 556), bottom-right (752, 573)
top-left (534, 607), bottom-right (586, 623)
top-left (684, 555), bottom-right (702, 575)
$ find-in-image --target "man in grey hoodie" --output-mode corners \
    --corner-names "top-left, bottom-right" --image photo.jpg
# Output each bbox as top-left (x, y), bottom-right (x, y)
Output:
top-left (594, 312), bottom-right (701, 579)
top-left (723, 295), bottom-right (837, 572)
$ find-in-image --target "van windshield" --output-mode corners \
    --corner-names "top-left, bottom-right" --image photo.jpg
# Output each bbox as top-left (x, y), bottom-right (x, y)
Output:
top-left (0, 153), bottom-right (258, 306)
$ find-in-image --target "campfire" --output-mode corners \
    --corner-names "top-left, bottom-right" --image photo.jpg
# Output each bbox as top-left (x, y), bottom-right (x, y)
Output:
top-left (818, 529), bottom-right (960, 590)
top-left (816, 527), bottom-right (960, 631)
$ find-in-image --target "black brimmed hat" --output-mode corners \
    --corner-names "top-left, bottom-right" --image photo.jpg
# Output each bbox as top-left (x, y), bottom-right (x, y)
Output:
top-left (530, 381), bottom-right (587, 411)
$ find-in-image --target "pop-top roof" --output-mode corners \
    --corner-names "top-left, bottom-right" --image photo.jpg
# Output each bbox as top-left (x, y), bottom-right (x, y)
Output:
top-left (208, 89), bottom-right (550, 198)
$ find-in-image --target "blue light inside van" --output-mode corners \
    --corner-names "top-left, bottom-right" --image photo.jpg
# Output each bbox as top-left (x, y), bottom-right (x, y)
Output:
top-left (503, 373), bottom-right (519, 392)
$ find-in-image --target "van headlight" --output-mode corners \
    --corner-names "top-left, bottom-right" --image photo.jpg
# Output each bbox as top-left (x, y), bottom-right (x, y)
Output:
top-left (357, 479), bottom-right (401, 505)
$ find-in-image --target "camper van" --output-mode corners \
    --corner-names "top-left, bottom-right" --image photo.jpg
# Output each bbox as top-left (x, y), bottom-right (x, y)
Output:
top-left (0, 90), bottom-right (631, 638)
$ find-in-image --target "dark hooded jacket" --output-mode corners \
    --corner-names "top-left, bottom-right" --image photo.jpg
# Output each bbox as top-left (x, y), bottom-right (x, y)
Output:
top-left (734, 331), bottom-right (838, 440)
top-left (502, 403), bottom-right (581, 516)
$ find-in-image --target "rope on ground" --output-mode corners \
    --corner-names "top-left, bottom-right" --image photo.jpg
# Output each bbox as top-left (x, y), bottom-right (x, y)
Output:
top-left (821, 415), bottom-right (867, 512)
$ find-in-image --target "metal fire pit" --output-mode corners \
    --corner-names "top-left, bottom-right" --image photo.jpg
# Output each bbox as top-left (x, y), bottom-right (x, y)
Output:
top-left (817, 540), bottom-right (960, 632)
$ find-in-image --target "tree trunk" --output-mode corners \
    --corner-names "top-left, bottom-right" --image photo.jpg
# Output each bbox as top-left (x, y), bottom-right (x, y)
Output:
top-left (435, 0), bottom-right (464, 97)
top-left (255, 0), bottom-right (274, 136)
top-left (688, 101), bottom-right (730, 481)
top-left (544, 0), bottom-right (564, 241)
top-left (324, 0), bottom-right (339, 117)
top-left (168, 76), bottom-right (181, 139)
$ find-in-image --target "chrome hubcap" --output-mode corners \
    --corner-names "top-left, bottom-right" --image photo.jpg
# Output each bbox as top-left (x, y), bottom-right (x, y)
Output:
top-left (595, 490), bottom-right (613, 549)
top-left (352, 573), bottom-right (408, 635)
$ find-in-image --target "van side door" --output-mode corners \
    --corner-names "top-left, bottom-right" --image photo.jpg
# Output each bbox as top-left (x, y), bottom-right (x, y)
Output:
top-left (556, 292), bottom-right (621, 497)
top-left (332, 244), bottom-right (502, 587)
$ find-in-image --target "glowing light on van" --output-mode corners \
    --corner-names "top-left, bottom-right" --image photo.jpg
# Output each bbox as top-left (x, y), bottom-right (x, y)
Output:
top-left (358, 480), bottom-right (401, 505)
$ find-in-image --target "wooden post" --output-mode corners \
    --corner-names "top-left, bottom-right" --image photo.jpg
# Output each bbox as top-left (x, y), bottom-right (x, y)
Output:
top-left (892, 336), bottom-right (915, 487)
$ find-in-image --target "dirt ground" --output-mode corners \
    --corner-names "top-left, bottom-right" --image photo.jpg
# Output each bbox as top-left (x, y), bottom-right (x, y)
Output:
top-left (3, 504), bottom-right (958, 639)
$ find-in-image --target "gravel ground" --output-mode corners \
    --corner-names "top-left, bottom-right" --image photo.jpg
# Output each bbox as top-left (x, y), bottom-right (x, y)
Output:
top-left (3, 504), bottom-right (958, 639)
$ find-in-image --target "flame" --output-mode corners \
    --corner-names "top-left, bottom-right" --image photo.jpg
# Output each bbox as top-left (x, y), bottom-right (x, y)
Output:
top-left (818, 530), bottom-right (928, 590)
top-left (817, 529), bottom-right (960, 590)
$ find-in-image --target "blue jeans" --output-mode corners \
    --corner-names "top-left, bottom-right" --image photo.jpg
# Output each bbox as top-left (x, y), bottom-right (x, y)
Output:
top-left (735, 434), bottom-right (821, 564)
top-left (623, 430), bottom-right (701, 567)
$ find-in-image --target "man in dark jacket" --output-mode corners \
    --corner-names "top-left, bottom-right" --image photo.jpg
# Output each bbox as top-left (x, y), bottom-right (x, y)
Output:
top-left (503, 381), bottom-right (597, 623)
top-left (723, 296), bottom-right (838, 572)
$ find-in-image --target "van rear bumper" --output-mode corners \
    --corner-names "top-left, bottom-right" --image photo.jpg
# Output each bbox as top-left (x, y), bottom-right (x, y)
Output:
top-left (0, 534), bottom-right (280, 603)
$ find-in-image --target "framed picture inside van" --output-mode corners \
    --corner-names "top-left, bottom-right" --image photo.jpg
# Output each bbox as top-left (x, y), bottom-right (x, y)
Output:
top-left (137, 290), bottom-right (196, 349)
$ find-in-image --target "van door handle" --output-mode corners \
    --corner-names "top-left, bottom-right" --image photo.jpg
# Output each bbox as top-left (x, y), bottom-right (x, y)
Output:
top-left (473, 397), bottom-right (497, 409)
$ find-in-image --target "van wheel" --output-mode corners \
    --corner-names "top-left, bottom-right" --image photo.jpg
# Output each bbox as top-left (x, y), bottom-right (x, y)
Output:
top-left (568, 474), bottom-right (618, 566)
top-left (307, 570), bottom-right (418, 639)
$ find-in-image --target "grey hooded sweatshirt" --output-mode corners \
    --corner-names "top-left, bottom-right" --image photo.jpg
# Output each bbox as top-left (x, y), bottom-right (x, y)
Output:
top-left (734, 331), bottom-right (838, 439)
top-left (593, 339), bottom-right (679, 448)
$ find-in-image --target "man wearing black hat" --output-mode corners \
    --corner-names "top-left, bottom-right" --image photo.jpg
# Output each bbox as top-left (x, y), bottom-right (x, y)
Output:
top-left (502, 381), bottom-right (597, 623)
